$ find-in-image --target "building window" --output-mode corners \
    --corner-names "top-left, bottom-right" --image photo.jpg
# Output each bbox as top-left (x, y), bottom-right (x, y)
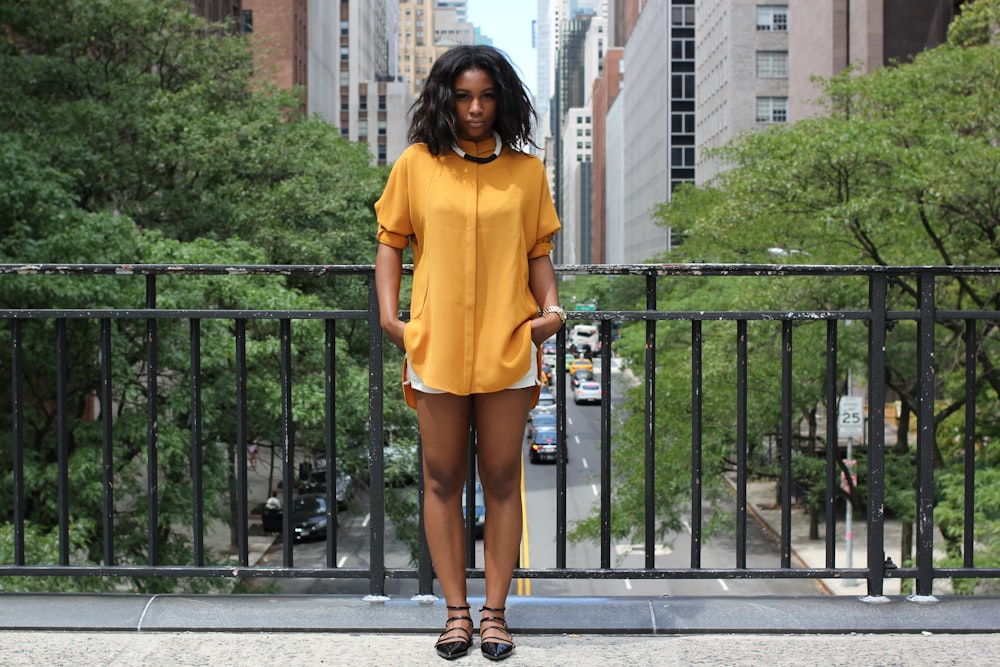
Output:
top-left (756, 51), bottom-right (788, 78)
top-left (671, 74), bottom-right (695, 99)
top-left (241, 10), bottom-right (253, 34)
top-left (756, 97), bottom-right (788, 123)
top-left (672, 39), bottom-right (695, 61)
top-left (756, 5), bottom-right (788, 31)
top-left (671, 5), bottom-right (695, 26)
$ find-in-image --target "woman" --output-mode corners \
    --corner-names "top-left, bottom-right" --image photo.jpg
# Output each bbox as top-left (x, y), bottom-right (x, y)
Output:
top-left (374, 45), bottom-right (564, 661)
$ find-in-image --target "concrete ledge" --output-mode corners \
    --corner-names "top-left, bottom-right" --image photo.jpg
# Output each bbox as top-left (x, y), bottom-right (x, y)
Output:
top-left (1, 593), bottom-right (998, 634)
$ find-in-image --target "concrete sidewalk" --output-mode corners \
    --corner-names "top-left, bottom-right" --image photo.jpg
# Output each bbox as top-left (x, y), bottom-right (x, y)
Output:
top-left (1, 593), bottom-right (999, 666)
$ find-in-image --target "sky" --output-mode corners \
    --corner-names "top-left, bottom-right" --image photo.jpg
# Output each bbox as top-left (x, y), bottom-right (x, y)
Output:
top-left (466, 0), bottom-right (538, 97)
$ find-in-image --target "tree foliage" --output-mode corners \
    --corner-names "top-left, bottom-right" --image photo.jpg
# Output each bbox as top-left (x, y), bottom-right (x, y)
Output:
top-left (577, 1), bottom-right (1000, 590)
top-left (1, 0), bottom-right (415, 590)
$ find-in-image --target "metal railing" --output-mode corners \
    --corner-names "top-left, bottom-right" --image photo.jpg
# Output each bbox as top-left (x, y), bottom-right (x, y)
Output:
top-left (3, 263), bottom-right (1000, 599)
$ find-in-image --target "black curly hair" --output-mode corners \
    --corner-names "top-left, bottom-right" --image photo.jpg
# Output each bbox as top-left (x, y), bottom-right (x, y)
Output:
top-left (408, 45), bottom-right (537, 155)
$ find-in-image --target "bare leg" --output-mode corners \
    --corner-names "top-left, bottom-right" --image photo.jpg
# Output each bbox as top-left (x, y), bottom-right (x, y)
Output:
top-left (474, 387), bottom-right (534, 659)
top-left (414, 391), bottom-right (474, 656)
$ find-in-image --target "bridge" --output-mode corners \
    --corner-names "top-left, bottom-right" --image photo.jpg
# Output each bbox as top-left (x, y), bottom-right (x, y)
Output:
top-left (2, 263), bottom-right (999, 662)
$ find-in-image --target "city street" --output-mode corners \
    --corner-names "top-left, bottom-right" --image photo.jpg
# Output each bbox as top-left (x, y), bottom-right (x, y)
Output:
top-left (263, 355), bottom-right (821, 599)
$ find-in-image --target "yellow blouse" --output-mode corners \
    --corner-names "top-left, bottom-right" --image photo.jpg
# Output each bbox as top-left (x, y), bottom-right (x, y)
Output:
top-left (375, 136), bottom-right (561, 399)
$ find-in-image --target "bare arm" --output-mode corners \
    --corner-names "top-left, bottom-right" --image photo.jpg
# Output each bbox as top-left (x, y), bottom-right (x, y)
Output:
top-left (375, 243), bottom-right (406, 351)
top-left (528, 254), bottom-right (563, 346)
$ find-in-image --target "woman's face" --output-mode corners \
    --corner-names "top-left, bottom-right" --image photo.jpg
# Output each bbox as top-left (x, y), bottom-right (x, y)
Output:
top-left (453, 68), bottom-right (497, 142)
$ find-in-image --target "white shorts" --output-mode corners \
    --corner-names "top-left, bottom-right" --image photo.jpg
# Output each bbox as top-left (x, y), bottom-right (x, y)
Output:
top-left (405, 343), bottom-right (539, 394)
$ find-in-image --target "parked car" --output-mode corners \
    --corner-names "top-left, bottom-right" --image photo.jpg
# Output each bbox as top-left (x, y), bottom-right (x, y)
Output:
top-left (573, 380), bottom-right (602, 405)
top-left (528, 427), bottom-right (558, 463)
top-left (461, 480), bottom-right (486, 539)
top-left (526, 411), bottom-right (556, 440)
top-left (571, 368), bottom-right (596, 388)
top-left (290, 493), bottom-right (331, 541)
top-left (300, 467), bottom-right (353, 510)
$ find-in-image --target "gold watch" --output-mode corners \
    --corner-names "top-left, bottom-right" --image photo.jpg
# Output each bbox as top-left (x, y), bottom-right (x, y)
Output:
top-left (540, 305), bottom-right (566, 324)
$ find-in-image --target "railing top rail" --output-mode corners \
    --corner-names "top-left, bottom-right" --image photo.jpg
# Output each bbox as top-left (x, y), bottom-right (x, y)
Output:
top-left (3, 263), bottom-right (1000, 278)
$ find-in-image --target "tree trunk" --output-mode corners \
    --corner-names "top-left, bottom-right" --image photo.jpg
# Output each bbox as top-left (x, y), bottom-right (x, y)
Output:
top-left (900, 521), bottom-right (914, 595)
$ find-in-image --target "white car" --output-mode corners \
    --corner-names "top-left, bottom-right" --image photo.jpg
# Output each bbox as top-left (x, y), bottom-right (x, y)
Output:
top-left (530, 390), bottom-right (556, 420)
top-left (573, 380), bottom-right (602, 405)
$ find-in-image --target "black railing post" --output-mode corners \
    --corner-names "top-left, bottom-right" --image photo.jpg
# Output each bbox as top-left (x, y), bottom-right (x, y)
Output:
top-left (280, 318), bottom-right (295, 567)
top-left (325, 319), bottom-right (339, 568)
top-left (866, 274), bottom-right (888, 597)
top-left (963, 319), bottom-right (977, 569)
top-left (825, 320), bottom-right (838, 568)
top-left (642, 272), bottom-right (656, 570)
top-left (235, 319), bottom-right (249, 566)
top-left (690, 319), bottom-right (703, 569)
top-left (780, 320), bottom-right (794, 568)
top-left (735, 319), bottom-right (748, 569)
top-left (915, 272), bottom-right (937, 596)
top-left (555, 324), bottom-right (568, 569)
top-left (367, 274), bottom-right (387, 598)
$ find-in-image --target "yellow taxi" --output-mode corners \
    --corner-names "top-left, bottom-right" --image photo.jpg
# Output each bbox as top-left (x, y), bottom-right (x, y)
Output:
top-left (568, 357), bottom-right (594, 375)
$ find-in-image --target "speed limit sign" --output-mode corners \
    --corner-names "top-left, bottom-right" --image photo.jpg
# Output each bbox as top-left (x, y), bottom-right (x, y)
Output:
top-left (838, 396), bottom-right (864, 439)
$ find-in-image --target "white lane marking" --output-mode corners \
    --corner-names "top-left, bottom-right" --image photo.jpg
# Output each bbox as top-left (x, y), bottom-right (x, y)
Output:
top-left (717, 579), bottom-right (730, 591)
top-left (338, 556), bottom-right (348, 568)
top-left (624, 579), bottom-right (633, 591)
top-left (581, 458), bottom-right (588, 469)
top-left (574, 435), bottom-right (580, 445)
top-left (362, 513), bottom-right (371, 528)
top-left (591, 484), bottom-right (599, 496)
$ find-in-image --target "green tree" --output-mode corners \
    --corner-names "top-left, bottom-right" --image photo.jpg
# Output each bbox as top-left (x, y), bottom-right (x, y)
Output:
top-left (575, 1), bottom-right (1000, 591)
top-left (1, 0), bottom-right (416, 590)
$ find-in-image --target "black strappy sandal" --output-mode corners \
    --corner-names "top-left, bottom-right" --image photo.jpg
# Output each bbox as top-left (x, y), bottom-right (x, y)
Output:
top-left (435, 604), bottom-right (473, 660)
top-left (479, 605), bottom-right (515, 661)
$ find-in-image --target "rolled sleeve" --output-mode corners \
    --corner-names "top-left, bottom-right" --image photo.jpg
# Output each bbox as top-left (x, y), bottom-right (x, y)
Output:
top-left (374, 150), bottom-right (415, 249)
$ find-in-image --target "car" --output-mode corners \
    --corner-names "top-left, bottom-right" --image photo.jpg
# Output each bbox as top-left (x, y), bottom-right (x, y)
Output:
top-left (571, 368), bottom-right (596, 388)
top-left (540, 363), bottom-right (554, 386)
top-left (461, 480), bottom-right (486, 539)
top-left (569, 357), bottom-right (594, 375)
top-left (570, 324), bottom-right (600, 357)
top-left (528, 427), bottom-right (558, 463)
top-left (564, 353), bottom-right (576, 372)
top-left (299, 467), bottom-right (353, 511)
top-left (573, 380), bottom-right (602, 404)
top-left (529, 389), bottom-right (556, 420)
top-left (526, 411), bottom-right (556, 440)
top-left (290, 493), bottom-right (332, 541)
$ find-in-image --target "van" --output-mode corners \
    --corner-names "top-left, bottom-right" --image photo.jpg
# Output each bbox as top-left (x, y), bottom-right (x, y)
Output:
top-left (570, 324), bottom-right (599, 356)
